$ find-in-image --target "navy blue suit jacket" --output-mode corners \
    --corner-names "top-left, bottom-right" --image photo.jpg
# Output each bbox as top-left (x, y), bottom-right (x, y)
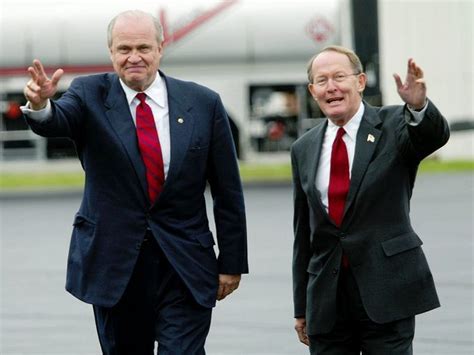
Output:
top-left (26, 71), bottom-right (248, 308)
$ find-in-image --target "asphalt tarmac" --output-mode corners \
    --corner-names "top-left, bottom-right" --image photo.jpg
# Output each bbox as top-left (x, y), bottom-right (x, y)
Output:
top-left (1, 172), bottom-right (473, 354)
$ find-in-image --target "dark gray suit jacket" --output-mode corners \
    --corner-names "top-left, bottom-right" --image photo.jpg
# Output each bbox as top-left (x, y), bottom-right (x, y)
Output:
top-left (291, 100), bottom-right (449, 335)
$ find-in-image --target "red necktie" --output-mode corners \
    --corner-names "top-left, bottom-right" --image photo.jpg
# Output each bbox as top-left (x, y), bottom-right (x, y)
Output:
top-left (328, 127), bottom-right (350, 267)
top-left (328, 127), bottom-right (350, 226)
top-left (135, 93), bottom-right (164, 203)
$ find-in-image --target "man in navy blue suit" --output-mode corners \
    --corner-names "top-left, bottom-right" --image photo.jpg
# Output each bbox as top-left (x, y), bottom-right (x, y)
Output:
top-left (22, 10), bottom-right (248, 354)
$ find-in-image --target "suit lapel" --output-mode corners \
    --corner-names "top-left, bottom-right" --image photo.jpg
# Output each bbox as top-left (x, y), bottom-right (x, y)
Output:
top-left (104, 75), bottom-right (148, 199)
top-left (343, 103), bottom-right (382, 218)
top-left (156, 75), bottom-right (194, 203)
top-left (306, 121), bottom-right (331, 218)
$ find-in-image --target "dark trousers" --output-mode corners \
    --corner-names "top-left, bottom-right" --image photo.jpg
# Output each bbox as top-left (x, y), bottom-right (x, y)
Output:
top-left (93, 233), bottom-right (212, 355)
top-left (309, 267), bottom-right (415, 355)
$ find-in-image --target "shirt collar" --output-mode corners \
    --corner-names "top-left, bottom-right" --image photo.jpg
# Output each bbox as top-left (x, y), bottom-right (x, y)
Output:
top-left (327, 102), bottom-right (365, 142)
top-left (119, 73), bottom-right (166, 108)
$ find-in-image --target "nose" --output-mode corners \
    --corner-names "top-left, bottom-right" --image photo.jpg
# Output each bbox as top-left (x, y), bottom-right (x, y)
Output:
top-left (127, 51), bottom-right (142, 63)
top-left (326, 78), bottom-right (336, 90)
top-left (326, 80), bottom-right (337, 92)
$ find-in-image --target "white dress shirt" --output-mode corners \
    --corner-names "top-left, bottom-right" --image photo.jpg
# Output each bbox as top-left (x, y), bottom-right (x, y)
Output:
top-left (21, 73), bottom-right (171, 178)
top-left (315, 101), bottom-right (427, 212)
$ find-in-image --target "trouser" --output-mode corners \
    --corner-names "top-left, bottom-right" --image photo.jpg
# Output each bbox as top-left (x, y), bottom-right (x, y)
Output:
top-left (93, 233), bottom-right (212, 355)
top-left (309, 267), bottom-right (415, 355)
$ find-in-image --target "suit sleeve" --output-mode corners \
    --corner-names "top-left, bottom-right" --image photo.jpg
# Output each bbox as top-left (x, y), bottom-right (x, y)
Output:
top-left (291, 146), bottom-right (311, 318)
top-left (207, 95), bottom-right (248, 275)
top-left (24, 78), bottom-right (85, 140)
top-left (398, 99), bottom-right (450, 162)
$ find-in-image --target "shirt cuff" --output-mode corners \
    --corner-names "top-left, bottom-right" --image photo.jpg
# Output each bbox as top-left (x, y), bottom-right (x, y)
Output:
top-left (405, 100), bottom-right (428, 126)
top-left (20, 100), bottom-right (52, 121)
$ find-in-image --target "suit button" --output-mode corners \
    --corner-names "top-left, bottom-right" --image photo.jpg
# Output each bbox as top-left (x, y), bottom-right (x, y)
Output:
top-left (332, 268), bottom-right (339, 275)
top-left (135, 242), bottom-right (141, 250)
top-left (339, 232), bottom-right (347, 239)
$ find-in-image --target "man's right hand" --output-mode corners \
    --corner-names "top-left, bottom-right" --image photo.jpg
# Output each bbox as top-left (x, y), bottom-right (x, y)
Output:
top-left (24, 59), bottom-right (64, 110)
top-left (295, 317), bottom-right (309, 346)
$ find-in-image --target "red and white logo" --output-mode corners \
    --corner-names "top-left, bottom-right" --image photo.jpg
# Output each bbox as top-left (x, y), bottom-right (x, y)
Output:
top-left (306, 16), bottom-right (334, 43)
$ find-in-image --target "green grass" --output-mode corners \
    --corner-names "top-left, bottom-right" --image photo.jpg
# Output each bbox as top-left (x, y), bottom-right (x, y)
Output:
top-left (239, 162), bottom-right (292, 182)
top-left (0, 159), bottom-right (472, 191)
top-left (418, 159), bottom-right (474, 173)
top-left (0, 172), bottom-right (85, 190)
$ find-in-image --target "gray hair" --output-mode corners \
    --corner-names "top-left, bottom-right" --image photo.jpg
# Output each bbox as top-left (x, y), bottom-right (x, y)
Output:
top-left (307, 45), bottom-right (364, 83)
top-left (107, 10), bottom-right (164, 48)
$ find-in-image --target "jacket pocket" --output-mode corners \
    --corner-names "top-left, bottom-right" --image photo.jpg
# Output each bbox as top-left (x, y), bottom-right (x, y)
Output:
top-left (192, 231), bottom-right (215, 248)
top-left (188, 145), bottom-right (209, 155)
top-left (382, 232), bottom-right (423, 257)
top-left (69, 213), bottom-right (97, 267)
top-left (306, 258), bottom-right (322, 275)
top-left (72, 213), bottom-right (96, 226)
top-left (71, 213), bottom-right (96, 244)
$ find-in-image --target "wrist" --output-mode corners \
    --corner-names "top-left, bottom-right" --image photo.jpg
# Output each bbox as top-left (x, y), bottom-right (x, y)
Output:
top-left (407, 99), bottom-right (427, 111)
top-left (29, 100), bottom-right (48, 111)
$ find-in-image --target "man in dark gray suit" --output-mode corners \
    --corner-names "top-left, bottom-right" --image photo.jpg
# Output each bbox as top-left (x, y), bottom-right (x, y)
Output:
top-left (291, 45), bottom-right (449, 354)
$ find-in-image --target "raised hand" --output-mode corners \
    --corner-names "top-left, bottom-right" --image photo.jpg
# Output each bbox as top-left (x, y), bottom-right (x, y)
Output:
top-left (24, 59), bottom-right (64, 110)
top-left (393, 58), bottom-right (427, 110)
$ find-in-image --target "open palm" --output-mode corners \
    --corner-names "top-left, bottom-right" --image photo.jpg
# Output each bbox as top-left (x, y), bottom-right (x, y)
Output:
top-left (393, 58), bottom-right (426, 109)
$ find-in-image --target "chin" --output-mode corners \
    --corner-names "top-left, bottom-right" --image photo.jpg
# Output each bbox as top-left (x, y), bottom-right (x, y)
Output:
top-left (325, 107), bottom-right (345, 118)
top-left (125, 73), bottom-right (145, 81)
top-left (126, 74), bottom-right (145, 82)
top-left (125, 81), bottom-right (146, 92)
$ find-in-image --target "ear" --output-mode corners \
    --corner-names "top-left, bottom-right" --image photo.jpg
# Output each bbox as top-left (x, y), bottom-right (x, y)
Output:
top-left (308, 83), bottom-right (318, 101)
top-left (357, 73), bottom-right (367, 93)
top-left (109, 46), bottom-right (114, 62)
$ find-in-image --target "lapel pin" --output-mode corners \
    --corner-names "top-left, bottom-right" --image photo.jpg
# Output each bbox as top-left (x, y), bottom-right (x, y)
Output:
top-left (367, 134), bottom-right (375, 143)
top-left (177, 117), bottom-right (184, 124)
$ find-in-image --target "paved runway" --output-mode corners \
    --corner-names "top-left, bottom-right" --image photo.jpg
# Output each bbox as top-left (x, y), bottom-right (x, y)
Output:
top-left (1, 172), bottom-right (473, 354)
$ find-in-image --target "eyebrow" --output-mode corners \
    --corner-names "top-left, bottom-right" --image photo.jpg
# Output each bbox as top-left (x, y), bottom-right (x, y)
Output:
top-left (315, 71), bottom-right (348, 77)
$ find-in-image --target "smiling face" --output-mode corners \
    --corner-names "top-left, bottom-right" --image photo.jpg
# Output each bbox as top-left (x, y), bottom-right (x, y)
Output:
top-left (308, 50), bottom-right (366, 126)
top-left (109, 14), bottom-right (163, 92)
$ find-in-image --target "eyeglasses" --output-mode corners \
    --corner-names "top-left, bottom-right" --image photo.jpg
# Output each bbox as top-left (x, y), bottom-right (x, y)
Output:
top-left (313, 73), bottom-right (360, 87)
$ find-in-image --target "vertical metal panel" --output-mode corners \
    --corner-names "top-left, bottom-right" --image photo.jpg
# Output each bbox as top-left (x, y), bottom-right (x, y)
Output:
top-left (351, 0), bottom-right (382, 105)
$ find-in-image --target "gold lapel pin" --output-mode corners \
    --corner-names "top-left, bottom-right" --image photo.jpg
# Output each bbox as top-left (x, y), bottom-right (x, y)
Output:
top-left (177, 117), bottom-right (184, 124)
top-left (367, 134), bottom-right (375, 143)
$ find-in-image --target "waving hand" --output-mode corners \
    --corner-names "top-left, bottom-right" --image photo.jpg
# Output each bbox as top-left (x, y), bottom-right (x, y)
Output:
top-left (24, 59), bottom-right (64, 110)
top-left (393, 58), bottom-right (427, 110)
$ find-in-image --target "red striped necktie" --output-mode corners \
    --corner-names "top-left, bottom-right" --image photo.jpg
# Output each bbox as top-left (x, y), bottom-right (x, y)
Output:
top-left (328, 127), bottom-right (350, 267)
top-left (328, 127), bottom-right (349, 226)
top-left (135, 93), bottom-right (164, 203)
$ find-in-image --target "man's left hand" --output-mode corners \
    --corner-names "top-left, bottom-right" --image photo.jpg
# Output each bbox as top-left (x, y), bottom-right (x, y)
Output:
top-left (217, 274), bottom-right (241, 301)
top-left (393, 58), bottom-right (427, 110)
